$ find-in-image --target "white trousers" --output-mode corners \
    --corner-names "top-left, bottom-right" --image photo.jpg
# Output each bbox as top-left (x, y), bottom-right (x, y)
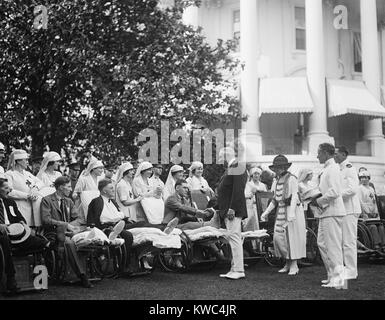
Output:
top-left (342, 214), bottom-right (358, 279)
top-left (225, 217), bottom-right (244, 273)
top-left (317, 216), bottom-right (344, 279)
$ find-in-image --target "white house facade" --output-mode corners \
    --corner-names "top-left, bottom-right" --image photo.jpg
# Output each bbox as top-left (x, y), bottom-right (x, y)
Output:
top-left (183, 0), bottom-right (385, 190)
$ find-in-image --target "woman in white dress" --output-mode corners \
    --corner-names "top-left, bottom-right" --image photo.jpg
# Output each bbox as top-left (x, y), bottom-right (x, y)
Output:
top-left (297, 168), bottom-right (321, 219)
top-left (244, 167), bottom-right (267, 231)
top-left (115, 162), bottom-right (143, 221)
top-left (73, 159), bottom-right (104, 224)
top-left (163, 165), bottom-right (184, 201)
top-left (261, 155), bottom-right (306, 275)
top-left (186, 161), bottom-right (214, 198)
top-left (5, 150), bottom-right (44, 226)
top-left (37, 151), bottom-right (62, 188)
top-left (132, 161), bottom-right (163, 223)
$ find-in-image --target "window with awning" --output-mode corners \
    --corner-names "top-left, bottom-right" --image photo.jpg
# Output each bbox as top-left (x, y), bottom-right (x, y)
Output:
top-left (259, 77), bottom-right (314, 116)
top-left (327, 79), bottom-right (385, 118)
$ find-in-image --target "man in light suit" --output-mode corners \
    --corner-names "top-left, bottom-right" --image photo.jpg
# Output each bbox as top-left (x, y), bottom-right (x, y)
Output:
top-left (313, 143), bottom-right (346, 288)
top-left (216, 143), bottom-right (248, 280)
top-left (335, 146), bottom-right (361, 280)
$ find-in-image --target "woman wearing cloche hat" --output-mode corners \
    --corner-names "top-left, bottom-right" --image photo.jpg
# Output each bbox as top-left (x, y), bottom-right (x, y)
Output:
top-left (261, 155), bottom-right (306, 276)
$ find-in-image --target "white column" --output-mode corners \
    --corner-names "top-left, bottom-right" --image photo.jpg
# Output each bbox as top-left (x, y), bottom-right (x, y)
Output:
top-left (240, 0), bottom-right (262, 161)
top-left (306, 0), bottom-right (333, 155)
top-left (182, 5), bottom-right (199, 28)
top-left (381, 22), bottom-right (385, 88)
top-left (360, 0), bottom-right (385, 158)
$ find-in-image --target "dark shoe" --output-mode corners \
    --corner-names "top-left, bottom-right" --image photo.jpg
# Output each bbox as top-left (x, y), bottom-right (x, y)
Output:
top-left (6, 275), bottom-right (18, 294)
top-left (80, 275), bottom-right (93, 288)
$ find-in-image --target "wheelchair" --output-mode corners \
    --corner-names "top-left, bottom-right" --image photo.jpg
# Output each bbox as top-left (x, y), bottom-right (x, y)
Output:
top-left (357, 218), bottom-right (385, 263)
top-left (0, 232), bottom-right (56, 293)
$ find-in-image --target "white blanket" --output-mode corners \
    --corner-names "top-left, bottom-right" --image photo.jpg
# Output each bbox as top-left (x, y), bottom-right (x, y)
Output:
top-left (129, 227), bottom-right (181, 249)
top-left (184, 226), bottom-right (228, 241)
top-left (241, 229), bottom-right (269, 239)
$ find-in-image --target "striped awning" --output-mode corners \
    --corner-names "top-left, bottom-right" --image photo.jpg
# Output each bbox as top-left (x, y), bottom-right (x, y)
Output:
top-left (259, 77), bottom-right (314, 116)
top-left (327, 79), bottom-right (385, 118)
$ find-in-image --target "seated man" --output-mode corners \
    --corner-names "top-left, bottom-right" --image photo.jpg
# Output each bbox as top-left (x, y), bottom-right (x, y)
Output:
top-left (164, 179), bottom-right (217, 230)
top-left (40, 176), bottom-right (92, 288)
top-left (164, 179), bottom-right (224, 260)
top-left (0, 178), bottom-right (51, 294)
top-left (358, 171), bottom-right (385, 252)
top-left (86, 179), bottom-right (179, 272)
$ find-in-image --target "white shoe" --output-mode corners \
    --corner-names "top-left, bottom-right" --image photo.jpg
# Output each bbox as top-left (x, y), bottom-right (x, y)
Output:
top-left (164, 217), bottom-right (179, 235)
top-left (321, 279), bottom-right (330, 284)
top-left (321, 277), bottom-right (344, 289)
top-left (288, 267), bottom-right (299, 276)
top-left (109, 220), bottom-right (125, 241)
top-left (278, 265), bottom-right (290, 273)
top-left (219, 271), bottom-right (233, 278)
top-left (224, 272), bottom-right (245, 280)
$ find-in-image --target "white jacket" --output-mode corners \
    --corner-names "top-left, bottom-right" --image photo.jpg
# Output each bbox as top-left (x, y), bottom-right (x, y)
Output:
top-left (317, 158), bottom-right (346, 218)
top-left (339, 160), bottom-right (361, 216)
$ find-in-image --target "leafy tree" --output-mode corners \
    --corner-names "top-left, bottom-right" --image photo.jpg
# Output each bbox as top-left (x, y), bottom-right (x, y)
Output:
top-left (0, 0), bottom-right (242, 164)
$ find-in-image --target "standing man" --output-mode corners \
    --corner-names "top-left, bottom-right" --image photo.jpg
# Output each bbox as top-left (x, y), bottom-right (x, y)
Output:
top-left (216, 141), bottom-right (248, 280)
top-left (334, 146), bottom-right (361, 281)
top-left (314, 143), bottom-right (346, 288)
top-left (0, 143), bottom-right (5, 178)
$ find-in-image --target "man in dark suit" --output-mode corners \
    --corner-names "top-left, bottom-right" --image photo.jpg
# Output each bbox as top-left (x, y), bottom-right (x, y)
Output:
top-left (0, 178), bottom-right (50, 294)
top-left (216, 144), bottom-right (248, 280)
top-left (87, 179), bottom-right (134, 273)
top-left (40, 176), bottom-right (92, 288)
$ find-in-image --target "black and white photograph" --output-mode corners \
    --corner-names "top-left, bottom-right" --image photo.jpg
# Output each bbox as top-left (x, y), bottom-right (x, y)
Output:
top-left (0, 0), bottom-right (385, 308)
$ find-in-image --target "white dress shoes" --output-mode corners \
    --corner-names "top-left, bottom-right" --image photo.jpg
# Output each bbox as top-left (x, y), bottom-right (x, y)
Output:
top-left (220, 272), bottom-right (245, 280)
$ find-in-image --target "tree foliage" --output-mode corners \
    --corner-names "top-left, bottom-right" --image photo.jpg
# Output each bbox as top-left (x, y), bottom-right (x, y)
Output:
top-left (0, 0), bottom-right (241, 164)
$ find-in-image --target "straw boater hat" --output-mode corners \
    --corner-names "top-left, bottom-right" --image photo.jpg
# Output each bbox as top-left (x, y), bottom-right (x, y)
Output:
top-left (269, 155), bottom-right (292, 171)
top-left (7, 223), bottom-right (31, 244)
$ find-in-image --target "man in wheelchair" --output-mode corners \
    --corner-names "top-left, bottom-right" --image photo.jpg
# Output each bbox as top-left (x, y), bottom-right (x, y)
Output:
top-left (358, 171), bottom-right (385, 252)
top-left (40, 176), bottom-right (93, 288)
top-left (0, 178), bottom-right (52, 294)
top-left (164, 179), bottom-right (225, 260)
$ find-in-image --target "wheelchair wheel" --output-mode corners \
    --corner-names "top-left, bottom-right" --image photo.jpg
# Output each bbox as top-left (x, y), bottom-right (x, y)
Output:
top-left (158, 237), bottom-right (190, 272)
top-left (358, 222), bottom-right (374, 249)
top-left (42, 248), bottom-right (56, 281)
top-left (262, 229), bottom-right (284, 267)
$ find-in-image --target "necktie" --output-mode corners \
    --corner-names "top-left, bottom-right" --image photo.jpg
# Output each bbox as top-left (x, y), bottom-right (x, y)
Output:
top-left (0, 199), bottom-right (5, 225)
top-left (60, 199), bottom-right (67, 223)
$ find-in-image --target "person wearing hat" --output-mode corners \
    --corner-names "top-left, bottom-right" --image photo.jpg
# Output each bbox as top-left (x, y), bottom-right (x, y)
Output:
top-left (132, 161), bottom-right (163, 222)
top-left (261, 155), bottom-right (306, 276)
top-left (149, 163), bottom-right (165, 197)
top-left (30, 156), bottom-right (44, 176)
top-left (0, 143), bottom-right (6, 178)
top-left (313, 143), bottom-right (346, 288)
top-left (115, 162), bottom-right (143, 221)
top-left (73, 158), bottom-right (104, 224)
top-left (243, 167), bottom-right (267, 232)
top-left (67, 160), bottom-right (81, 191)
top-left (163, 165), bottom-right (185, 201)
top-left (37, 151), bottom-right (63, 188)
top-left (334, 146), bottom-right (361, 281)
top-left (186, 161), bottom-right (214, 198)
top-left (358, 171), bottom-right (385, 252)
top-left (0, 177), bottom-right (51, 294)
top-left (5, 150), bottom-right (44, 226)
top-left (104, 163), bottom-right (117, 183)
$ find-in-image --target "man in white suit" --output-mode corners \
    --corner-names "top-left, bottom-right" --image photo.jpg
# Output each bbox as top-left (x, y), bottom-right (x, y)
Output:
top-left (334, 146), bottom-right (361, 280)
top-left (313, 143), bottom-right (346, 288)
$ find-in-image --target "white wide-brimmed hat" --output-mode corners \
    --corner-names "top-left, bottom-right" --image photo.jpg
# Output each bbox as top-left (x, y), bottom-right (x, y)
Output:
top-left (8, 223), bottom-right (32, 244)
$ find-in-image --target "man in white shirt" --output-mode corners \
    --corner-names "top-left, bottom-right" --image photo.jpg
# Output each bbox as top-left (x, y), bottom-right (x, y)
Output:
top-left (334, 146), bottom-right (361, 280)
top-left (313, 143), bottom-right (346, 288)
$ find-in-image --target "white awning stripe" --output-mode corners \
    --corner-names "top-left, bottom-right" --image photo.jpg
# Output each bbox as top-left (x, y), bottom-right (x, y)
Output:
top-left (259, 77), bottom-right (314, 116)
top-left (327, 79), bottom-right (385, 118)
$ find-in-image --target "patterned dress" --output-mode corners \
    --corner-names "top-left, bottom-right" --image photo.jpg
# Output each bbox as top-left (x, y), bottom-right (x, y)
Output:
top-left (273, 177), bottom-right (289, 258)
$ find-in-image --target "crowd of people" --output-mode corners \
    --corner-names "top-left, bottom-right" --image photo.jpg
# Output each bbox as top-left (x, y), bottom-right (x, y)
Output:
top-left (0, 141), bottom-right (384, 294)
